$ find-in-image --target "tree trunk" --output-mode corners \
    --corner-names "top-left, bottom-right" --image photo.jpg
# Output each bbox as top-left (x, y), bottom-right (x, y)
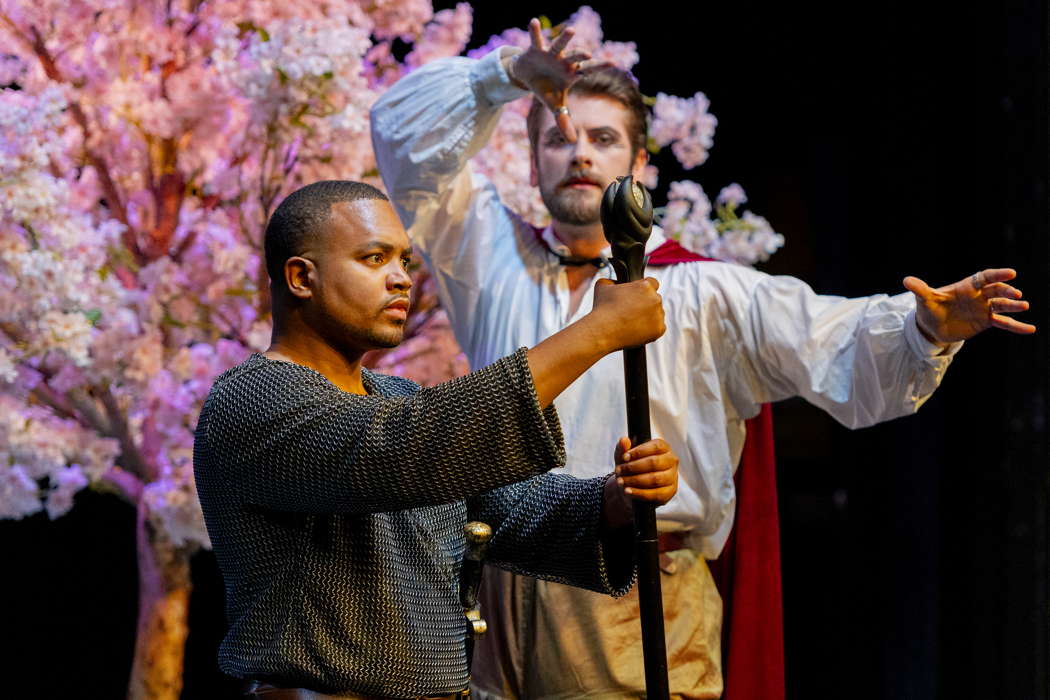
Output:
top-left (127, 496), bottom-right (192, 700)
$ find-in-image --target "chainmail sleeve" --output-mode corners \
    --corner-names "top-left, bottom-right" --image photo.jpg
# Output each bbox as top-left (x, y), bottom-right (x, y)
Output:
top-left (468, 474), bottom-right (637, 597)
top-left (200, 348), bottom-right (564, 513)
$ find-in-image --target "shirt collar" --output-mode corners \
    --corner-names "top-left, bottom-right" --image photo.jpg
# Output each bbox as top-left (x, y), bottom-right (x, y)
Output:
top-left (539, 225), bottom-right (668, 259)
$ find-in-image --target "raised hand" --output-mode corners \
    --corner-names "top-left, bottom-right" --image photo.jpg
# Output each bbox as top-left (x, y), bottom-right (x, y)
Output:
top-left (503, 18), bottom-right (599, 142)
top-left (903, 268), bottom-right (1036, 345)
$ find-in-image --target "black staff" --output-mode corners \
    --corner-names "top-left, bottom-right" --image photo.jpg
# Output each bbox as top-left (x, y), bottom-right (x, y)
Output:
top-left (601, 175), bottom-right (670, 700)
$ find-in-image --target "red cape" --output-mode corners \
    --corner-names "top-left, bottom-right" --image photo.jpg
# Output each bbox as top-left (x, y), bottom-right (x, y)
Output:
top-left (649, 239), bottom-right (785, 700)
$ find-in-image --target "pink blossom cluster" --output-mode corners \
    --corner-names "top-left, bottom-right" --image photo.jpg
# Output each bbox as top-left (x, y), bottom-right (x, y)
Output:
top-left (650, 92), bottom-right (719, 169)
top-left (555, 6), bottom-right (639, 70)
top-left (0, 0), bottom-right (350, 543)
top-left (659, 182), bottom-right (785, 265)
top-left (0, 395), bottom-right (120, 520)
top-left (660, 181), bottom-right (718, 253)
top-left (406, 3), bottom-right (473, 69)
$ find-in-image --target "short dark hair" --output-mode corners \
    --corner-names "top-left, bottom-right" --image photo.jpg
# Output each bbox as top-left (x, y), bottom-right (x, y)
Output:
top-left (264, 180), bottom-right (389, 287)
top-left (526, 64), bottom-right (648, 157)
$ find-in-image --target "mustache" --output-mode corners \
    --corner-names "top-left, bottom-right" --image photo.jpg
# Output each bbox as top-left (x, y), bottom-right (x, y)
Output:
top-left (557, 170), bottom-right (603, 188)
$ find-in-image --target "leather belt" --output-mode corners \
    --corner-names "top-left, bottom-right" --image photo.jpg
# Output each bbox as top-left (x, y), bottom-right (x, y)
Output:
top-left (244, 681), bottom-right (470, 700)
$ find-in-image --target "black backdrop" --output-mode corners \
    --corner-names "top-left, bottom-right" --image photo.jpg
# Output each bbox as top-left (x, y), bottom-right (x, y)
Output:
top-left (1, 2), bottom-right (1046, 698)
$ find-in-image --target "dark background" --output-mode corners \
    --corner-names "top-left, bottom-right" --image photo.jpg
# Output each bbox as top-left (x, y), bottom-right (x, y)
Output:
top-left (1, 2), bottom-right (1046, 698)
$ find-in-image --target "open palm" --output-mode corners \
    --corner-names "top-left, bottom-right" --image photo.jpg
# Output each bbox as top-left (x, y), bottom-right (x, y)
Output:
top-left (904, 268), bottom-right (1035, 345)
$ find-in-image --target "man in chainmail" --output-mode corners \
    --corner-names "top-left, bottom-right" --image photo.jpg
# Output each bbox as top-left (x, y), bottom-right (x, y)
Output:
top-left (193, 180), bottom-right (680, 699)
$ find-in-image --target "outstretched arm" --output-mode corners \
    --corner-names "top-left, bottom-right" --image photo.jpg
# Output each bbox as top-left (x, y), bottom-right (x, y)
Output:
top-left (201, 278), bottom-right (665, 514)
top-left (370, 47), bottom-right (526, 227)
top-left (904, 268), bottom-right (1036, 346)
top-left (732, 264), bottom-right (1034, 428)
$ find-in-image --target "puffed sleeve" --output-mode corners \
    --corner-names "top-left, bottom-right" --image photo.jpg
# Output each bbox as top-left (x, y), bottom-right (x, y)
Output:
top-left (707, 263), bottom-right (960, 428)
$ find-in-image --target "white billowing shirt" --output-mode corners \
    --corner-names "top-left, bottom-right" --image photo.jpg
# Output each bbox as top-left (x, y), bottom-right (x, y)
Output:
top-left (370, 49), bottom-right (959, 557)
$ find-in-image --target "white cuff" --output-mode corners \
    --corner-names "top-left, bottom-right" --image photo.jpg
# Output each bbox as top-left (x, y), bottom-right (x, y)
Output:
top-left (903, 309), bottom-right (963, 360)
top-left (471, 46), bottom-right (528, 107)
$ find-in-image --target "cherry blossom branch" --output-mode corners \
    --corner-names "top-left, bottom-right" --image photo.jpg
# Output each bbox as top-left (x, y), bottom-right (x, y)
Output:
top-left (0, 13), bottom-right (140, 264)
top-left (99, 387), bottom-right (157, 483)
top-left (101, 465), bottom-right (145, 504)
top-left (65, 388), bottom-right (112, 434)
top-left (29, 383), bottom-right (78, 421)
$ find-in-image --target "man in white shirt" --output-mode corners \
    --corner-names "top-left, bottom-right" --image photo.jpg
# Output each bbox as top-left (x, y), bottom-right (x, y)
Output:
top-left (370, 19), bottom-right (1035, 700)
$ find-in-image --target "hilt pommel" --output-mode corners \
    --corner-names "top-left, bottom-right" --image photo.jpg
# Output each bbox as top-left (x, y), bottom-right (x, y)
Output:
top-left (461, 521), bottom-right (493, 640)
top-left (464, 521), bottom-right (492, 562)
top-left (601, 175), bottom-right (654, 283)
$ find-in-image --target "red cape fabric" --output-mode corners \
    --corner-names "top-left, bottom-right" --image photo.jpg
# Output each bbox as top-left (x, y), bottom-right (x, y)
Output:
top-left (648, 239), bottom-right (785, 700)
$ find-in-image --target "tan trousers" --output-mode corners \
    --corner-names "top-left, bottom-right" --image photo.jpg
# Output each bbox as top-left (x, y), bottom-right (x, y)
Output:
top-left (470, 549), bottom-right (723, 700)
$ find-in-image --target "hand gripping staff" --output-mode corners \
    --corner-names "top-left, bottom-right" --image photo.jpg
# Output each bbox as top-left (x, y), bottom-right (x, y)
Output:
top-left (600, 175), bottom-right (671, 700)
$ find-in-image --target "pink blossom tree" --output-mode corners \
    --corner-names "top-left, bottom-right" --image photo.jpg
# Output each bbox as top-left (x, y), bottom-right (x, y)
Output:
top-left (0, 2), bottom-right (780, 696)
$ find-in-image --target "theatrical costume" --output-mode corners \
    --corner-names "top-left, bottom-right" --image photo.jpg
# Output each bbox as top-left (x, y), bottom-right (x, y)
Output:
top-left (370, 49), bottom-right (961, 699)
top-left (193, 350), bottom-right (635, 698)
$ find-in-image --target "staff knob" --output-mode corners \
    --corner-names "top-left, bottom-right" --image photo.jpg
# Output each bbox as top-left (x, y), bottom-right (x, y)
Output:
top-left (601, 175), bottom-right (654, 283)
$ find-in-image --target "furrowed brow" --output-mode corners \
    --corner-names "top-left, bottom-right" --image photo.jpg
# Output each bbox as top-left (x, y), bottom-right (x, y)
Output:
top-left (358, 240), bottom-right (396, 253)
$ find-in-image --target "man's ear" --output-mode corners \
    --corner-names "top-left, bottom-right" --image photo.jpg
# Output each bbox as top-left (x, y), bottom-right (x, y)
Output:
top-left (630, 147), bottom-right (649, 182)
top-left (529, 150), bottom-right (539, 188)
top-left (284, 257), bottom-right (315, 300)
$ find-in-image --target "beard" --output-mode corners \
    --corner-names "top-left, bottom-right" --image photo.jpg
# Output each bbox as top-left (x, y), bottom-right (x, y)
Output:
top-left (319, 313), bottom-right (406, 355)
top-left (539, 179), bottom-right (603, 226)
top-left (357, 323), bottom-right (404, 349)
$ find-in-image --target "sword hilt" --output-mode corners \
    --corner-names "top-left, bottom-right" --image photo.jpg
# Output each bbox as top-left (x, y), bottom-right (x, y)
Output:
top-left (460, 521), bottom-right (492, 639)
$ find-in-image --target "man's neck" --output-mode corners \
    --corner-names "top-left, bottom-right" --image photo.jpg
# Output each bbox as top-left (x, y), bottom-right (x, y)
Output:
top-left (551, 220), bottom-right (609, 301)
top-left (551, 220), bottom-right (608, 259)
top-left (265, 322), bottom-right (367, 394)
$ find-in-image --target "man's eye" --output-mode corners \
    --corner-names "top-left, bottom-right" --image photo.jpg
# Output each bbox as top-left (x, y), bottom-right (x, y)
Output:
top-left (545, 133), bottom-right (567, 146)
top-left (366, 253), bottom-right (384, 264)
top-left (401, 257), bottom-right (412, 269)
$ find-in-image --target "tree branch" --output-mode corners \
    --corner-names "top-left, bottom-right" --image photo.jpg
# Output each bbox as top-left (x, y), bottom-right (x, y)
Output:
top-left (66, 388), bottom-right (113, 435)
top-left (99, 387), bottom-right (156, 482)
top-left (29, 383), bottom-right (79, 421)
top-left (101, 465), bottom-right (145, 504)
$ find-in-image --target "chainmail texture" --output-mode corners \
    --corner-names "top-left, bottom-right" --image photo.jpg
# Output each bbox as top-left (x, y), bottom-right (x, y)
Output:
top-left (194, 349), bottom-right (635, 697)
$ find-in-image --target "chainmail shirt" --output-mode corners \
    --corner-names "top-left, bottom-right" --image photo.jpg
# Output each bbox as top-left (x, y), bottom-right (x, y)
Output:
top-left (194, 349), bottom-right (634, 697)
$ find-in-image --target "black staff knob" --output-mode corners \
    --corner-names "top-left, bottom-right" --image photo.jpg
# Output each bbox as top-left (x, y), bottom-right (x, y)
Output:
top-left (601, 175), bottom-right (654, 283)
